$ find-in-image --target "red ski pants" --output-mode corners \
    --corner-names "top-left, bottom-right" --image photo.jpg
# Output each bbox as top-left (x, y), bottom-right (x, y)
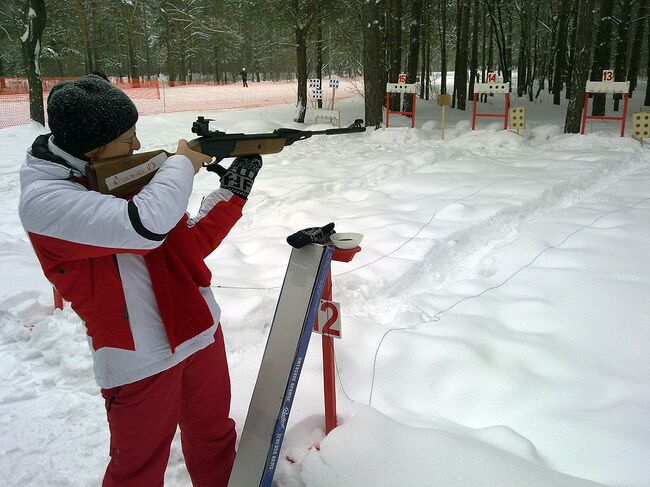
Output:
top-left (100, 326), bottom-right (236, 487)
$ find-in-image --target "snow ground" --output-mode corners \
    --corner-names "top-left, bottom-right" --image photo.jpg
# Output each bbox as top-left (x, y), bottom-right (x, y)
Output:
top-left (0, 86), bottom-right (649, 487)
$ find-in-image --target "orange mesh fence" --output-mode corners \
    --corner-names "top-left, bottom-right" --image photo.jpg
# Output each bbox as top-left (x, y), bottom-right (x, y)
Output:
top-left (1, 77), bottom-right (160, 129)
top-left (1, 77), bottom-right (360, 129)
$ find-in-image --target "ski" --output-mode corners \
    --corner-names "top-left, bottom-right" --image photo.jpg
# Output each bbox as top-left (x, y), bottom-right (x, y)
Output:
top-left (228, 242), bottom-right (334, 487)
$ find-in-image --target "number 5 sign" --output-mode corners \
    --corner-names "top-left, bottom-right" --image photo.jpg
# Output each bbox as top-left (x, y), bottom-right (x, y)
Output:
top-left (314, 299), bottom-right (342, 338)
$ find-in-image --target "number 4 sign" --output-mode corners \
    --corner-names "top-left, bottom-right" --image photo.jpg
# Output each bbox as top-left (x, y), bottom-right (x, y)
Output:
top-left (314, 299), bottom-right (342, 338)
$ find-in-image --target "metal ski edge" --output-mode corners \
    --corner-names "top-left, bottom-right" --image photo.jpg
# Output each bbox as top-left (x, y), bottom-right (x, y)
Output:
top-left (259, 245), bottom-right (334, 487)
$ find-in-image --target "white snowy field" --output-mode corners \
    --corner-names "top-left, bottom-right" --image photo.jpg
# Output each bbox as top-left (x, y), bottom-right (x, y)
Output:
top-left (0, 88), bottom-right (649, 487)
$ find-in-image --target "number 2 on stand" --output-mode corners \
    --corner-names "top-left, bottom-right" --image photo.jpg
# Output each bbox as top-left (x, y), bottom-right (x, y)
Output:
top-left (314, 299), bottom-right (342, 338)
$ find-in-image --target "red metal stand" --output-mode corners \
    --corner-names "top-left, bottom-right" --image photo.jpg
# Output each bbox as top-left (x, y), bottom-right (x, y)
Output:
top-left (53, 288), bottom-right (63, 310)
top-left (318, 245), bottom-right (361, 434)
top-left (385, 93), bottom-right (416, 128)
top-left (580, 92), bottom-right (630, 137)
top-left (472, 92), bottom-right (510, 130)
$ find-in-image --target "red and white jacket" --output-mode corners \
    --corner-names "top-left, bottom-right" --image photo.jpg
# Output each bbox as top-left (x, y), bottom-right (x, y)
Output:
top-left (19, 135), bottom-right (244, 388)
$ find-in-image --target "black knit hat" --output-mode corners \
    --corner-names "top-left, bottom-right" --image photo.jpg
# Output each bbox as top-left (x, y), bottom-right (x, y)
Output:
top-left (47, 75), bottom-right (139, 156)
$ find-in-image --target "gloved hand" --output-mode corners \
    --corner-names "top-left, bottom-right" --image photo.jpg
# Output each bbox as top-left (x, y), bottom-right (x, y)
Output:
top-left (219, 155), bottom-right (263, 199)
top-left (286, 222), bottom-right (335, 249)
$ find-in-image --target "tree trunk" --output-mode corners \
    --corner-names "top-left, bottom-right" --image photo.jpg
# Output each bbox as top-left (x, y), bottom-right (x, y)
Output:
top-left (387, 0), bottom-right (403, 108)
top-left (505, 4), bottom-right (513, 83)
top-left (126, 2), bottom-right (139, 85)
top-left (316, 21), bottom-right (324, 109)
top-left (566, 2), bottom-right (578, 100)
top-left (440, 0), bottom-right (447, 94)
top-left (452, 0), bottom-right (463, 107)
top-left (590, 0), bottom-right (615, 115)
top-left (481, 4), bottom-right (487, 85)
top-left (565, 0), bottom-right (594, 133)
top-left (516, 3), bottom-right (528, 97)
top-left (420, 0), bottom-right (431, 100)
top-left (75, 0), bottom-right (93, 73)
top-left (626, 1), bottom-right (646, 96)
top-left (645, 17), bottom-right (650, 106)
top-left (484, 14), bottom-right (494, 102)
top-left (468, 0), bottom-right (479, 100)
top-left (485, 0), bottom-right (511, 83)
top-left (613, 0), bottom-right (631, 111)
top-left (419, 5), bottom-right (427, 99)
top-left (403, 0), bottom-right (423, 113)
top-left (526, 0), bottom-right (539, 101)
top-left (91, 0), bottom-right (101, 72)
top-left (142, 2), bottom-right (151, 79)
top-left (552, 0), bottom-right (570, 105)
top-left (164, 21), bottom-right (176, 84)
top-left (178, 25), bottom-right (186, 82)
top-left (187, 21), bottom-right (194, 82)
top-left (361, 0), bottom-right (385, 127)
top-left (294, 25), bottom-right (308, 123)
top-left (21, 0), bottom-right (47, 125)
top-left (456, 0), bottom-right (471, 110)
top-left (0, 57), bottom-right (5, 89)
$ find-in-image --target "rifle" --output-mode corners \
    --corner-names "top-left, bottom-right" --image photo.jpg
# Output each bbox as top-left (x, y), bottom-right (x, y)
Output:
top-left (85, 117), bottom-right (366, 197)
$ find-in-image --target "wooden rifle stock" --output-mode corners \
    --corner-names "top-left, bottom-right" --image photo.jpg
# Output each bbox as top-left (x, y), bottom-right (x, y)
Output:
top-left (86, 150), bottom-right (172, 198)
top-left (85, 118), bottom-right (365, 197)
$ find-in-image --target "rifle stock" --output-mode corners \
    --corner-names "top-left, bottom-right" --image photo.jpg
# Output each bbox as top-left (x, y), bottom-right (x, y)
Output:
top-left (86, 117), bottom-right (365, 197)
top-left (86, 150), bottom-right (172, 198)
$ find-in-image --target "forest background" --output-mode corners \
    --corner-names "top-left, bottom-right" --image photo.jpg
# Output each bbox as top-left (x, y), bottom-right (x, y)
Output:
top-left (1, 0), bottom-right (650, 130)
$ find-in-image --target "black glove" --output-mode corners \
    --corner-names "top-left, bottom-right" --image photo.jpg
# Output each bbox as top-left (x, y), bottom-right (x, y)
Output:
top-left (220, 155), bottom-right (263, 199)
top-left (286, 222), bottom-right (335, 249)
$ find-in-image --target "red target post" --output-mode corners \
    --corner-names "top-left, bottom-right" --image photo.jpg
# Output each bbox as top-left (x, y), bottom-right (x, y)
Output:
top-left (471, 81), bottom-right (510, 130)
top-left (313, 240), bottom-right (361, 434)
top-left (580, 80), bottom-right (630, 137)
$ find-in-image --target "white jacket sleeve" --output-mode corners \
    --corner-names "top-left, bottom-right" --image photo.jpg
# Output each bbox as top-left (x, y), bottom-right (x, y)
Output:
top-left (20, 154), bottom-right (195, 252)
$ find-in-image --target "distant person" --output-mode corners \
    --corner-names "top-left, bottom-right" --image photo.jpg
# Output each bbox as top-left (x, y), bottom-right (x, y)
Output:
top-left (240, 68), bottom-right (248, 87)
top-left (19, 74), bottom-right (264, 486)
top-left (92, 70), bottom-right (109, 82)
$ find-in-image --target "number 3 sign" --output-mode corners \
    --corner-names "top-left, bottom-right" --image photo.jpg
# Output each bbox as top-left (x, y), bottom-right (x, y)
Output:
top-left (314, 300), bottom-right (342, 338)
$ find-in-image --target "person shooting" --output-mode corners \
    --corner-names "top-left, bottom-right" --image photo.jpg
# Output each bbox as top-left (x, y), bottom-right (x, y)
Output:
top-left (19, 74), bottom-right (263, 486)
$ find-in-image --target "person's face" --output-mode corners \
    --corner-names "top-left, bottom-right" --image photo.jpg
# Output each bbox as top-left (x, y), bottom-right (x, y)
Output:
top-left (85, 125), bottom-right (141, 161)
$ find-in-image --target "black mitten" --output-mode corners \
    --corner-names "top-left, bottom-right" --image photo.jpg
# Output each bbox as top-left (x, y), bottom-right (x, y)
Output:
top-left (220, 155), bottom-right (263, 199)
top-left (286, 222), bottom-right (335, 249)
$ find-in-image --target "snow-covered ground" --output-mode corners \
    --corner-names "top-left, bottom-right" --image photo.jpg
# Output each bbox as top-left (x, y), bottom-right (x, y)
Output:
top-left (0, 86), bottom-right (649, 487)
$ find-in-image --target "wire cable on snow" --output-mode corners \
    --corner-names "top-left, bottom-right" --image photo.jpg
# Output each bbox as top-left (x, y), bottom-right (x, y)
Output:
top-left (364, 195), bottom-right (650, 407)
top-left (213, 160), bottom-right (556, 290)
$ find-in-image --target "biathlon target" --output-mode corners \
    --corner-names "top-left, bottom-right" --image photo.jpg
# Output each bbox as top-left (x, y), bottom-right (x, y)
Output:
top-left (309, 79), bottom-right (321, 89)
top-left (509, 107), bottom-right (526, 129)
top-left (474, 82), bottom-right (510, 94)
top-left (312, 89), bottom-right (323, 99)
top-left (632, 113), bottom-right (649, 140)
top-left (329, 79), bottom-right (340, 89)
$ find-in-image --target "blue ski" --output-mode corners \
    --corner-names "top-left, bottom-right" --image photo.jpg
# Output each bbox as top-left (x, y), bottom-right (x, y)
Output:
top-left (228, 243), bottom-right (334, 487)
